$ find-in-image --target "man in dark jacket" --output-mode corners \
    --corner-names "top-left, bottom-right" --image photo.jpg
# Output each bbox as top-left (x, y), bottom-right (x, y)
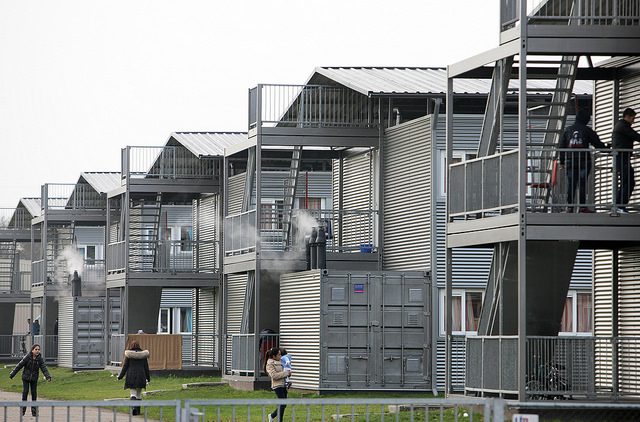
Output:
top-left (559, 109), bottom-right (607, 212)
top-left (612, 108), bottom-right (640, 212)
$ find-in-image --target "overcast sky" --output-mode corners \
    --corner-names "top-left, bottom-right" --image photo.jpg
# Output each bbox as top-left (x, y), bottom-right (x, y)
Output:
top-left (0, 1), bottom-right (499, 207)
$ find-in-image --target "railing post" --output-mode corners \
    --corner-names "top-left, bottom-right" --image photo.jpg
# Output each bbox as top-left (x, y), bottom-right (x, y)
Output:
top-left (611, 150), bottom-right (618, 213)
top-left (492, 397), bottom-right (505, 422)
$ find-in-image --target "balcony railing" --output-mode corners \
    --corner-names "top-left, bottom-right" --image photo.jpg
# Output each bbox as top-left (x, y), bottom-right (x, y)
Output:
top-left (228, 332), bottom-right (279, 376)
top-left (0, 208), bottom-right (32, 229)
top-left (31, 259), bottom-right (105, 287)
top-left (467, 335), bottom-right (640, 400)
top-left (224, 208), bottom-right (378, 255)
top-left (249, 84), bottom-right (371, 130)
top-left (501, 0), bottom-right (640, 30)
top-left (121, 146), bottom-right (217, 180)
top-left (106, 240), bottom-right (219, 274)
top-left (449, 147), bottom-right (639, 219)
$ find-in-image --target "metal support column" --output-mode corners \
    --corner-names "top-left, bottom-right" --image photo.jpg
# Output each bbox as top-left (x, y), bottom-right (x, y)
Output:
top-left (444, 74), bottom-right (454, 397)
top-left (517, 0), bottom-right (529, 401)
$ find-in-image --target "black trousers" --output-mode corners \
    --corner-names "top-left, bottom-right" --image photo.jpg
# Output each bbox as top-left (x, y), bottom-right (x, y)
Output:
top-left (616, 152), bottom-right (635, 207)
top-left (270, 386), bottom-right (288, 422)
top-left (21, 379), bottom-right (38, 411)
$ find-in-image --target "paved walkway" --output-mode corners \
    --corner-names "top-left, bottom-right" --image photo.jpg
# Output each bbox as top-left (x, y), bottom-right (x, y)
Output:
top-left (0, 390), bottom-right (158, 421)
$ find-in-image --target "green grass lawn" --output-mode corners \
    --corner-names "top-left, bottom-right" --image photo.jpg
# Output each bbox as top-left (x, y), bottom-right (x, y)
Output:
top-left (0, 365), bottom-right (481, 421)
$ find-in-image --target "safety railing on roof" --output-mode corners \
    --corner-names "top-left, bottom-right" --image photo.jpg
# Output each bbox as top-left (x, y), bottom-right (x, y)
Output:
top-left (41, 183), bottom-right (106, 211)
top-left (121, 145), bottom-right (217, 180)
top-left (449, 147), bottom-right (640, 219)
top-left (249, 84), bottom-right (371, 129)
top-left (224, 208), bottom-right (378, 255)
top-left (0, 208), bottom-right (31, 229)
top-left (501, 0), bottom-right (640, 30)
top-left (106, 240), bottom-right (219, 274)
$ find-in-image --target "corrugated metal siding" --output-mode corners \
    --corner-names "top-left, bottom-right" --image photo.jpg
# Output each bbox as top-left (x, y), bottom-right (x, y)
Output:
top-left (618, 247), bottom-right (640, 392)
top-left (194, 287), bottom-right (217, 364)
top-left (162, 205), bottom-right (192, 227)
top-left (436, 339), bottom-right (466, 392)
top-left (593, 70), bottom-right (640, 392)
top-left (333, 151), bottom-right (373, 210)
top-left (225, 273), bottom-right (247, 373)
top-left (74, 227), bottom-right (104, 245)
top-left (332, 151), bottom-right (374, 248)
top-left (58, 298), bottom-right (74, 368)
top-left (280, 271), bottom-right (322, 391)
top-left (194, 195), bottom-right (219, 271)
top-left (161, 288), bottom-right (192, 307)
top-left (383, 116), bottom-right (431, 270)
top-left (228, 173), bottom-right (246, 215)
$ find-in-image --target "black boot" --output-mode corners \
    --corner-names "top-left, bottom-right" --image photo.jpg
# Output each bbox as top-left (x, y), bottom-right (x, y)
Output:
top-left (31, 407), bottom-right (38, 417)
top-left (131, 396), bottom-right (140, 415)
top-left (21, 407), bottom-right (25, 416)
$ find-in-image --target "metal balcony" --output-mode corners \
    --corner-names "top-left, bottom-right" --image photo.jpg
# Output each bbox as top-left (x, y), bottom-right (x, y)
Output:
top-left (224, 208), bottom-right (378, 256)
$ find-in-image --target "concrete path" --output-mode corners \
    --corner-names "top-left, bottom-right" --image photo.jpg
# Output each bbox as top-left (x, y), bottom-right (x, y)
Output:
top-left (0, 390), bottom-right (159, 421)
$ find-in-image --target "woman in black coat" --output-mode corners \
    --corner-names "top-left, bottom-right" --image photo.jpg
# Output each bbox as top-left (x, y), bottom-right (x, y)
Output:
top-left (117, 340), bottom-right (150, 415)
top-left (9, 344), bottom-right (51, 417)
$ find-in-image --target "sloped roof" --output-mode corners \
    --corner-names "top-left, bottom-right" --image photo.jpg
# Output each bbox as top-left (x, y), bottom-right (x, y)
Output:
top-left (17, 198), bottom-right (42, 218)
top-left (79, 172), bottom-right (122, 194)
top-left (167, 132), bottom-right (247, 158)
top-left (309, 66), bottom-right (593, 96)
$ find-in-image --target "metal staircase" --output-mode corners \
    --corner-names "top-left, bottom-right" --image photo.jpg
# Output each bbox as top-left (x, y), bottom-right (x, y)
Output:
top-left (282, 146), bottom-right (302, 247)
top-left (476, 54), bottom-right (580, 337)
top-left (0, 241), bottom-right (17, 292)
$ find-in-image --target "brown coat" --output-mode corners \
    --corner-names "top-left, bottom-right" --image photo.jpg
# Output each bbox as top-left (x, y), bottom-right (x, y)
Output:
top-left (265, 358), bottom-right (288, 389)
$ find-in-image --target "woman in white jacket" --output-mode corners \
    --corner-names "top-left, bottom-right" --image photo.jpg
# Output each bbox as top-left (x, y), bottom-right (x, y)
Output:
top-left (263, 347), bottom-right (291, 422)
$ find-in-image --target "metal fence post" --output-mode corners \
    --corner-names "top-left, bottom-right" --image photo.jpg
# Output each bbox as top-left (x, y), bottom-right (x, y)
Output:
top-left (492, 397), bottom-right (505, 422)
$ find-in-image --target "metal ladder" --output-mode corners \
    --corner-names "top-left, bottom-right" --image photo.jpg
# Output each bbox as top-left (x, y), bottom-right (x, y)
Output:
top-left (282, 146), bottom-right (302, 247)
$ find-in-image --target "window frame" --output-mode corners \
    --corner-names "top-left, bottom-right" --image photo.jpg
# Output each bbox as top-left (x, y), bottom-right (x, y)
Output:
top-left (559, 290), bottom-right (593, 336)
top-left (438, 288), bottom-right (484, 336)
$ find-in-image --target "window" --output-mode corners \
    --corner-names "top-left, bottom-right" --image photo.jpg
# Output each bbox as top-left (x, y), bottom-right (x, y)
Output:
top-left (158, 308), bottom-right (170, 334)
top-left (440, 289), bottom-right (484, 335)
top-left (180, 307), bottom-right (191, 333)
top-left (560, 291), bottom-right (592, 335)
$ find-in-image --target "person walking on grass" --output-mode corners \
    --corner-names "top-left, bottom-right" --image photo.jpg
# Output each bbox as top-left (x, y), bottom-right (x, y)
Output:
top-left (9, 343), bottom-right (51, 417)
top-left (264, 347), bottom-right (291, 422)
top-left (117, 340), bottom-right (150, 416)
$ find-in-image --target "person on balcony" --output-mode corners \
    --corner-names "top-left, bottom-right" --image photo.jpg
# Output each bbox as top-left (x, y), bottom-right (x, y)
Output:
top-left (117, 340), bottom-right (150, 416)
top-left (264, 347), bottom-right (291, 422)
top-left (559, 109), bottom-right (607, 213)
top-left (612, 108), bottom-right (640, 213)
top-left (9, 344), bottom-right (52, 417)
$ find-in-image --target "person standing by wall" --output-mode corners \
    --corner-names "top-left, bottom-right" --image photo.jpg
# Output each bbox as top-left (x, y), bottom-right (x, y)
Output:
top-left (613, 108), bottom-right (640, 212)
top-left (9, 344), bottom-right (52, 417)
top-left (117, 340), bottom-right (150, 416)
top-left (264, 347), bottom-right (291, 422)
top-left (558, 109), bottom-right (607, 213)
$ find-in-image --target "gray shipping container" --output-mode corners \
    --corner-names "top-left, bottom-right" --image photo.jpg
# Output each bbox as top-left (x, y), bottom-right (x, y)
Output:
top-left (58, 297), bottom-right (106, 370)
top-left (279, 269), bottom-right (432, 392)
